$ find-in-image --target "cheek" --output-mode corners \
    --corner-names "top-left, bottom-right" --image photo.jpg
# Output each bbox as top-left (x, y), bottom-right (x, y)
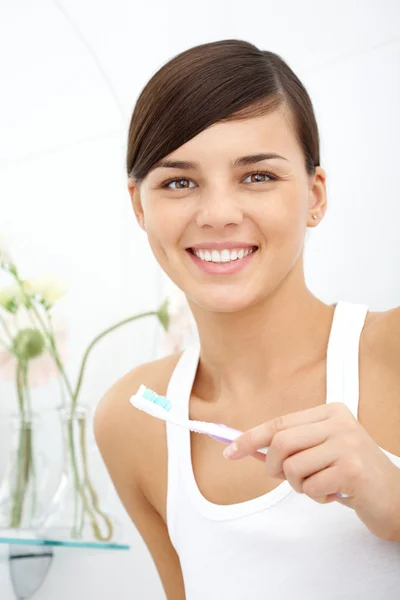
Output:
top-left (251, 188), bottom-right (308, 277)
top-left (252, 186), bottom-right (306, 240)
top-left (143, 203), bottom-right (187, 263)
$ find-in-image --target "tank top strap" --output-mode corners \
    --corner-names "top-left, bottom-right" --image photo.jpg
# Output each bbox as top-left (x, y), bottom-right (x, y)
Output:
top-left (165, 343), bottom-right (200, 543)
top-left (326, 300), bottom-right (369, 420)
top-left (166, 343), bottom-right (200, 415)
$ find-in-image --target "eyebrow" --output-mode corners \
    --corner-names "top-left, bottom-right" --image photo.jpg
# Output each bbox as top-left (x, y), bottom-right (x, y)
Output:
top-left (151, 152), bottom-right (289, 172)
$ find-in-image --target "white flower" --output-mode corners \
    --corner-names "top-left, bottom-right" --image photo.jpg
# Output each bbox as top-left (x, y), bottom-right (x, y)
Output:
top-left (25, 275), bottom-right (67, 307)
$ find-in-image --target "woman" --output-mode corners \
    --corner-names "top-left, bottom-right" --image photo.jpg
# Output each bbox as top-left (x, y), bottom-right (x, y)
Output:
top-left (94, 39), bottom-right (400, 599)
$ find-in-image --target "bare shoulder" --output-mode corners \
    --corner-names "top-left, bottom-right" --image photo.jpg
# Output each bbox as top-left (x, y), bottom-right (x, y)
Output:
top-left (360, 305), bottom-right (400, 457)
top-left (364, 305), bottom-right (400, 374)
top-left (94, 351), bottom-right (182, 511)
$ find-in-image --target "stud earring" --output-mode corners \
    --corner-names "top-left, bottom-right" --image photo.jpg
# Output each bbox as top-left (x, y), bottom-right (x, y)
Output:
top-left (312, 215), bottom-right (318, 220)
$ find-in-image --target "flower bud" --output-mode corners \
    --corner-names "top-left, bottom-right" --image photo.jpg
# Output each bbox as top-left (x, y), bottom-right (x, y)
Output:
top-left (13, 328), bottom-right (46, 360)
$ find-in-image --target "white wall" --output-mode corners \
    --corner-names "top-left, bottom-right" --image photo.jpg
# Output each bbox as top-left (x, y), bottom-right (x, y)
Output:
top-left (0, 0), bottom-right (399, 598)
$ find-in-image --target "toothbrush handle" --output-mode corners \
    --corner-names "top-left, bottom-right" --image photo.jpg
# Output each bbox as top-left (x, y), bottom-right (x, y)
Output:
top-left (208, 424), bottom-right (268, 455)
top-left (210, 435), bottom-right (268, 455)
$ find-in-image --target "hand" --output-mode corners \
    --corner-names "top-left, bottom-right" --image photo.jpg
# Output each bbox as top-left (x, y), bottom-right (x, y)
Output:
top-left (222, 402), bottom-right (400, 542)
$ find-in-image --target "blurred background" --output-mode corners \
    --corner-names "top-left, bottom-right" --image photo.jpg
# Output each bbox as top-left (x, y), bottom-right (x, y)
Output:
top-left (0, 0), bottom-right (399, 598)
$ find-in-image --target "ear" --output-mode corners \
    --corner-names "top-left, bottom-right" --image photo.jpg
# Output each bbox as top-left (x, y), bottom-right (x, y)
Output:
top-left (307, 166), bottom-right (327, 226)
top-left (127, 177), bottom-right (146, 231)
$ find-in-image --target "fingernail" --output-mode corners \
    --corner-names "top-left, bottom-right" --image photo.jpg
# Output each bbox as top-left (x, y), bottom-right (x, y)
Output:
top-left (223, 443), bottom-right (238, 459)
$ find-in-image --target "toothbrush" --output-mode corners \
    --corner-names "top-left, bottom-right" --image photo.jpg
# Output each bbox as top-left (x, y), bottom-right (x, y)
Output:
top-left (129, 385), bottom-right (349, 498)
top-left (130, 384), bottom-right (268, 455)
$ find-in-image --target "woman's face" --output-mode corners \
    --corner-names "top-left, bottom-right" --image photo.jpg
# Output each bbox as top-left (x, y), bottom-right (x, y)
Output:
top-left (128, 107), bottom-right (326, 313)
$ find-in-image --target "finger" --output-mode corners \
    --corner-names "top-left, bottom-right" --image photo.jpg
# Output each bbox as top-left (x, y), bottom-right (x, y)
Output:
top-left (265, 421), bottom-right (331, 478)
top-left (224, 404), bottom-right (331, 460)
top-left (279, 439), bottom-right (339, 492)
top-left (223, 445), bottom-right (267, 462)
top-left (302, 464), bottom-right (354, 504)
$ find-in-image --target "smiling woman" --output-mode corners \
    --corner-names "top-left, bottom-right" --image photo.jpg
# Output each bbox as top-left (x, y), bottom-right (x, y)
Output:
top-left (128, 108), bottom-right (324, 311)
top-left (94, 39), bottom-right (400, 600)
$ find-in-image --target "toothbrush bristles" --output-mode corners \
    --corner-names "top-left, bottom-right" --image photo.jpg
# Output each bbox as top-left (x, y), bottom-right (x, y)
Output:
top-left (142, 388), bottom-right (172, 411)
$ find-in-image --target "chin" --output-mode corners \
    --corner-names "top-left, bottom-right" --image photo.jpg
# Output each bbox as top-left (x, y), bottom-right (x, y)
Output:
top-left (186, 285), bottom-right (262, 315)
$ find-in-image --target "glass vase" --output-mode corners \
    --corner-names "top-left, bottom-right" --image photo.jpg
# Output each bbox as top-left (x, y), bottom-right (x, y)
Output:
top-left (0, 413), bottom-right (48, 531)
top-left (37, 405), bottom-right (118, 543)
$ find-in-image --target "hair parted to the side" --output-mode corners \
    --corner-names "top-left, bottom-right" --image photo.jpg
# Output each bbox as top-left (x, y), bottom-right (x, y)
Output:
top-left (126, 39), bottom-right (320, 184)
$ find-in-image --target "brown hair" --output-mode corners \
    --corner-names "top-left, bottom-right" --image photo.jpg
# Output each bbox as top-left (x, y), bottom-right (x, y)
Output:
top-left (126, 39), bottom-right (320, 183)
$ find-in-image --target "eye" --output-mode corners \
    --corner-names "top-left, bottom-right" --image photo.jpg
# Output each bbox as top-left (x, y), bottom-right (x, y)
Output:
top-left (243, 170), bottom-right (275, 183)
top-left (162, 178), bottom-right (196, 190)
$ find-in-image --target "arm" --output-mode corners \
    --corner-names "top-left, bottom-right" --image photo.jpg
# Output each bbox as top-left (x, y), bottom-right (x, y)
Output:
top-left (94, 360), bottom-right (186, 599)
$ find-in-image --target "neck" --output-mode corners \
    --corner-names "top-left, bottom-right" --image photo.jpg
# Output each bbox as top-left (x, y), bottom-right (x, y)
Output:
top-left (189, 271), bottom-right (335, 408)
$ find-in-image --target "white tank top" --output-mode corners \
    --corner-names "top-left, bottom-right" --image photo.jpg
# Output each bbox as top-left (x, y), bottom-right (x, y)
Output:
top-left (165, 301), bottom-right (400, 599)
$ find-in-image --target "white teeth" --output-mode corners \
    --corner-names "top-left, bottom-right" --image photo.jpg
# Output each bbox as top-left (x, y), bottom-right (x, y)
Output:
top-left (220, 249), bottom-right (231, 263)
top-left (192, 247), bottom-right (256, 263)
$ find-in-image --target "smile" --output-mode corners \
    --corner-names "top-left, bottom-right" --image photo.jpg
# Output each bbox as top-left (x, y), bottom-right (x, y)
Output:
top-left (189, 247), bottom-right (258, 264)
top-left (186, 245), bottom-right (258, 275)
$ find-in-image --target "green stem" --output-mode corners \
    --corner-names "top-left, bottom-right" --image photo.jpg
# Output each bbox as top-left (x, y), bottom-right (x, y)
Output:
top-left (10, 361), bottom-right (27, 527)
top-left (11, 421), bottom-right (31, 528)
top-left (72, 311), bottom-right (157, 408)
top-left (57, 373), bottom-right (67, 410)
top-left (22, 362), bottom-right (36, 521)
top-left (15, 359), bottom-right (25, 415)
top-left (26, 425), bottom-right (35, 524)
top-left (24, 304), bottom-right (40, 331)
top-left (23, 362), bottom-right (33, 419)
top-left (65, 417), bottom-right (103, 539)
top-left (78, 415), bottom-right (113, 540)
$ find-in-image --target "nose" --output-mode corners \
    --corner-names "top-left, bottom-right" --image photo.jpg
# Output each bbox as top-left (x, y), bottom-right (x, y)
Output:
top-left (195, 191), bottom-right (244, 229)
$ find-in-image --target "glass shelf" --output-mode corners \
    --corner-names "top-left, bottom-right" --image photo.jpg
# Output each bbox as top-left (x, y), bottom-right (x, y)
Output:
top-left (0, 532), bottom-right (130, 550)
top-left (0, 530), bottom-right (130, 600)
